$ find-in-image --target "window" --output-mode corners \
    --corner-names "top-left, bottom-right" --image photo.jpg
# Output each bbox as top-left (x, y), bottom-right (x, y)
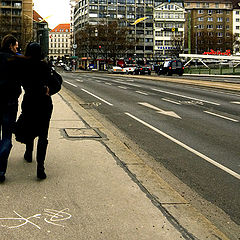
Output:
top-left (208, 10), bottom-right (213, 15)
top-left (155, 31), bottom-right (163, 36)
top-left (145, 38), bottom-right (153, 42)
top-left (217, 17), bottom-right (223, 22)
top-left (217, 32), bottom-right (223, 37)
top-left (198, 10), bottom-right (204, 14)
top-left (145, 46), bottom-right (153, 50)
top-left (236, 18), bottom-right (240, 22)
top-left (216, 10), bottom-right (223, 14)
top-left (198, 17), bottom-right (203, 21)
top-left (164, 40), bottom-right (171, 45)
top-left (207, 25), bottom-right (213, 29)
top-left (155, 40), bottom-right (163, 45)
top-left (208, 17), bottom-right (213, 21)
top-left (217, 25), bottom-right (223, 29)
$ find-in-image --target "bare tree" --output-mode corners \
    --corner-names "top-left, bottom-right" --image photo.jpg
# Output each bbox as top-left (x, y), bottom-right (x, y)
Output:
top-left (75, 21), bottom-right (136, 64)
top-left (194, 30), bottom-right (234, 54)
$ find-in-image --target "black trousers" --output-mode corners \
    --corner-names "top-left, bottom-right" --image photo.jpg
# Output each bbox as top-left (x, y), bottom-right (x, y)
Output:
top-left (25, 116), bottom-right (51, 167)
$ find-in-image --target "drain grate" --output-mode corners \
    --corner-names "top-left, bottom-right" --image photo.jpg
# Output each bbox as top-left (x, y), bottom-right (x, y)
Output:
top-left (64, 128), bottom-right (102, 138)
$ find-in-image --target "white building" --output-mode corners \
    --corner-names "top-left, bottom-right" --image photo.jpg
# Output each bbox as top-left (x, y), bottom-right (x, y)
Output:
top-left (233, 2), bottom-right (240, 54)
top-left (154, 0), bottom-right (185, 58)
top-left (49, 24), bottom-right (71, 59)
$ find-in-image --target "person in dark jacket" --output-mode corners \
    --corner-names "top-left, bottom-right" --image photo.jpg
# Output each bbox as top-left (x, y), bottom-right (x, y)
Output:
top-left (15, 42), bottom-right (62, 180)
top-left (0, 34), bottom-right (21, 183)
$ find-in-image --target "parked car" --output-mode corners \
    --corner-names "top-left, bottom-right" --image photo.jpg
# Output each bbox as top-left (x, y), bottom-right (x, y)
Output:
top-left (158, 60), bottom-right (184, 76)
top-left (133, 65), bottom-right (151, 75)
top-left (122, 64), bottom-right (137, 74)
top-left (108, 66), bottom-right (123, 74)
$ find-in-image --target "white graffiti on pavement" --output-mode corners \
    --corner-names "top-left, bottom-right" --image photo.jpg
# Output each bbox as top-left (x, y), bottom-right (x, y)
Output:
top-left (0, 208), bottom-right (71, 230)
top-left (43, 208), bottom-right (72, 227)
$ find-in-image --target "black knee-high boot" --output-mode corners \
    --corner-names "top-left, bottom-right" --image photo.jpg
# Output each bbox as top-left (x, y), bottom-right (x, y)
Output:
top-left (24, 140), bottom-right (34, 163)
top-left (36, 138), bottom-right (48, 179)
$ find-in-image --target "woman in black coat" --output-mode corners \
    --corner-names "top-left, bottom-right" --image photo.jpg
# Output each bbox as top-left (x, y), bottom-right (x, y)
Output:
top-left (16, 42), bottom-right (61, 179)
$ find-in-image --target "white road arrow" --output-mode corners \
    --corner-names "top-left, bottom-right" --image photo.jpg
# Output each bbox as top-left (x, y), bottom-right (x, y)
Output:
top-left (231, 101), bottom-right (240, 105)
top-left (138, 102), bottom-right (182, 119)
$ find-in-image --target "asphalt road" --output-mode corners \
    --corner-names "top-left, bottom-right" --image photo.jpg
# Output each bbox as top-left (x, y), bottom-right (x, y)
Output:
top-left (61, 71), bottom-right (240, 225)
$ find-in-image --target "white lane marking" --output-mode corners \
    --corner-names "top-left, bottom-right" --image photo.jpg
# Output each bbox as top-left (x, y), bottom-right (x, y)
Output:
top-left (231, 101), bottom-right (240, 105)
top-left (162, 98), bottom-right (181, 105)
top-left (152, 88), bottom-right (220, 106)
top-left (64, 81), bottom-right (77, 87)
top-left (135, 91), bottom-right (149, 96)
top-left (91, 76), bottom-right (106, 81)
top-left (138, 102), bottom-right (181, 119)
top-left (76, 79), bottom-right (83, 82)
top-left (118, 86), bottom-right (128, 89)
top-left (204, 111), bottom-right (239, 122)
top-left (121, 82), bottom-right (142, 88)
top-left (105, 82), bottom-right (112, 85)
top-left (96, 80), bottom-right (102, 83)
top-left (81, 88), bottom-right (113, 106)
top-left (125, 112), bottom-right (240, 180)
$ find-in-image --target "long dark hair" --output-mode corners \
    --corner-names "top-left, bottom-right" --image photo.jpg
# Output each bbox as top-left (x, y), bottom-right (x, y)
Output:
top-left (25, 42), bottom-right (43, 61)
top-left (1, 34), bottom-right (18, 52)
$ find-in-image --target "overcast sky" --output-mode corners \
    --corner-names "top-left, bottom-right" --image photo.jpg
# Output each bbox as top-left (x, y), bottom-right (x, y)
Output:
top-left (33, 0), bottom-right (70, 29)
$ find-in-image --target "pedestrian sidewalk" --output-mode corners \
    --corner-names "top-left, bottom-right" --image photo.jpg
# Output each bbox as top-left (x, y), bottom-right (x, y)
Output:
top-left (0, 88), bottom-right (230, 240)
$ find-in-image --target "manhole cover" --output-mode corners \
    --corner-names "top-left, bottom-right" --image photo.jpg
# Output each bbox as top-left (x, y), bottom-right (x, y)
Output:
top-left (64, 128), bottom-right (101, 138)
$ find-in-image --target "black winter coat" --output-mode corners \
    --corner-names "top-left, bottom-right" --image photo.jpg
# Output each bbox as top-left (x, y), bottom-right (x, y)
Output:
top-left (0, 49), bottom-right (22, 104)
top-left (16, 60), bottom-right (54, 141)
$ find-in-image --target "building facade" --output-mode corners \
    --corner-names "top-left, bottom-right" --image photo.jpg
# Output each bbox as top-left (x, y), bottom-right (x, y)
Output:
top-left (154, 0), bottom-right (185, 58)
top-left (33, 10), bottom-right (49, 58)
top-left (184, 0), bottom-right (235, 54)
top-left (49, 24), bottom-right (71, 59)
top-left (0, 0), bottom-right (33, 51)
top-left (73, 0), bottom-right (155, 59)
top-left (70, 0), bottom-right (78, 57)
top-left (72, 0), bottom-right (240, 61)
top-left (232, 0), bottom-right (240, 54)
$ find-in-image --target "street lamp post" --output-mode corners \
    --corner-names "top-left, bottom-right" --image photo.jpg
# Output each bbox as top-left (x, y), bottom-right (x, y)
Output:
top-left (195, 25), bottom-right (198, 54)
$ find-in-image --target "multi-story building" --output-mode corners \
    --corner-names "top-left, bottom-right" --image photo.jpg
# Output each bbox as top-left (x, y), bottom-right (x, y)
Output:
top-left (69, 0), bottom-right (78, 57)
top-left (184, 0), bottom-right (234, 54)
top-left (49, 23), bottom-right (71, 59)
top-left (33, 10), bottom-right (49, 58)
top-left (232, 0), bottom-right (240, 54)
top-left (0, 0), bottom-right (33, 51)
top-left (154, 0), bottom-right (185, 58)
top-left (73, 0), bottom-right (155, 59)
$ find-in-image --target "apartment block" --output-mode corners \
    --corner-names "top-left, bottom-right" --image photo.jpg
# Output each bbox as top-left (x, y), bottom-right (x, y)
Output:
top-left (184, 0), bottom-right (235, 54)
top-left (73, 0), bottom-right (155, 59)
top-left (49, 24), bottom-right (71, 59)
top-left (0, 0), bottom-right (33, 50)
top-left (154, 0), bottom-right (185, 58)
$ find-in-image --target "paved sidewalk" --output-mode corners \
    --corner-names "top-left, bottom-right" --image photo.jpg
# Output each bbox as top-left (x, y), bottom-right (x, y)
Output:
top-left (0, 88), bottom-right (230, 239)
